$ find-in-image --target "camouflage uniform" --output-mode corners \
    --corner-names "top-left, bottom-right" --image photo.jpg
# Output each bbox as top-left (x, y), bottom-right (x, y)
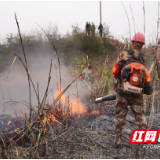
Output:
top-left (114, 49), bottom-right (148, 146)
top-left (152, 51), bottom-right (160, 81)
top-left (115, 49), bottom-right (146, 68)
top-left (114, 92), bottom-right (147, 145)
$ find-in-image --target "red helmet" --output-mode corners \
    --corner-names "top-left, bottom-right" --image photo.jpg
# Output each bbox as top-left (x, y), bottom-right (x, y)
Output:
top-left (131, 32), bottom-right (145, 45)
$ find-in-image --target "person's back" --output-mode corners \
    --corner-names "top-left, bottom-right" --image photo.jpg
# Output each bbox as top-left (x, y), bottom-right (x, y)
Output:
top-left (115, 48), bottom-right (148, 94)
top-left (116, 49), bottom-right (146, 69)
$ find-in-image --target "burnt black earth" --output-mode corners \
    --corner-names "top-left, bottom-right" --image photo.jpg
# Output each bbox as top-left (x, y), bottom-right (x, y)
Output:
top-left (1, 101), bottom-right (160, 159)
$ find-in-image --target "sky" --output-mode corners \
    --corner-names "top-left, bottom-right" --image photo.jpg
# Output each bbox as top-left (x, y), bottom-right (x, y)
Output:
top-left (0, 0), bottom-right (160, 45)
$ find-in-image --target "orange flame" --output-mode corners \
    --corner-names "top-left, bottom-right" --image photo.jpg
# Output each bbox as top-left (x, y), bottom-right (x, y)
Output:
top-left (54, 86), bottom-right (87, 114)
top-left (91, 110), bottom-right (100, 114)
top-left (54, 86), bottom-right (66, 105)
top-left (70, 98), bottom-right (87, 114)
top-left (7, 121), bottom-right (11, 125)
top-left (48, 85), bottom-right (101, 126)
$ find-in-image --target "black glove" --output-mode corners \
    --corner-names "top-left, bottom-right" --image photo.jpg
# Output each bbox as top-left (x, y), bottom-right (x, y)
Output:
top-left (143, 82), bottom-right (153, 95)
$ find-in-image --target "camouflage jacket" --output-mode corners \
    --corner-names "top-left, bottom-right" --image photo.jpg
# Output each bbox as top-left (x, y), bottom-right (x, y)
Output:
top-left (151, 51), bottom-right (160, 81)
top-left (115, 49), bottom-right (146, 68)
top-left (114, 49), bottom-right (147, 93)
top-left (154, 51), bottom-right (160, 61)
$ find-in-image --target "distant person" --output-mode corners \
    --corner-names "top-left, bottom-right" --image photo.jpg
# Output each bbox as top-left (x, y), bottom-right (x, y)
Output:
top-left (88, 22), bottom-right (91, 36)
top-left (91, 22), bottom-right (95, 37)
top-left (85, 22), bottom-right (89, 35)
top-left (98, 23), bottom-right (103, 37)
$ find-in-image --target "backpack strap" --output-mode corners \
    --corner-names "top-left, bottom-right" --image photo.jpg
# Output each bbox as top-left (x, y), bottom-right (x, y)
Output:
top-left (125, 49), bottom-right (144, 65)
top-left (138, 53), bottom-right (145, 64)
top-left (125, 49), bottom-right (135, 65)
top-left (125, 49), bottom-right (134, 55)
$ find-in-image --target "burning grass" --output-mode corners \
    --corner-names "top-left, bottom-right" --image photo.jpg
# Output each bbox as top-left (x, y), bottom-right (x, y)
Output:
top-left (0, 14), bottom-right (117, 158)
top-left (1, 12), bottom-right (160, 159)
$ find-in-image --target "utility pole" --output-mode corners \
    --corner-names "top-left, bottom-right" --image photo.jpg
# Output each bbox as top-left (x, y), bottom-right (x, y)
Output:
top-left (100, 1), bottom-right (102, 24)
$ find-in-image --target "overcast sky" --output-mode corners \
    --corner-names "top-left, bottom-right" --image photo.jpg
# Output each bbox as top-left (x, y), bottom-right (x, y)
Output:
top-left (0, 1), bottom-right (160, 45)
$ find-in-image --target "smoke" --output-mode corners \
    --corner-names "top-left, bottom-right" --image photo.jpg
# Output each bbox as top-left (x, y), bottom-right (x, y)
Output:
top-left (0, 46), bottom-right (89, 116)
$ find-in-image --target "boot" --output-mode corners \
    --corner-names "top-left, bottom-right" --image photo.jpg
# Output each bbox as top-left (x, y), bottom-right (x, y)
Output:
top-left (114, 135), bottom-right (122, 146)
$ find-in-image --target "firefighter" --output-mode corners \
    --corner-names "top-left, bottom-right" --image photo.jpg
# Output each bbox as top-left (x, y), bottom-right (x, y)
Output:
top-left (151, 45), bottom-right (159, 56)
top-left (112, 32), bottom-right (153, 149)
top-left (98, 23), bottom-right (103, 37)
top-left (151, 45), bottom-right (160, 80)
top-left (91, 22), bottom-right (95, 37)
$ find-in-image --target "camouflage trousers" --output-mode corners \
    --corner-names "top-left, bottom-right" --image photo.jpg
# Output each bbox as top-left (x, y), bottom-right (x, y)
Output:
top-left (114, 92), bottom-right (147, 146)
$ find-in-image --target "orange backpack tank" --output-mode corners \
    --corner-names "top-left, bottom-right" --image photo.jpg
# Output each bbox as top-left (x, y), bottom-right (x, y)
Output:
top-left (121, 62), bottom-right (151, 87)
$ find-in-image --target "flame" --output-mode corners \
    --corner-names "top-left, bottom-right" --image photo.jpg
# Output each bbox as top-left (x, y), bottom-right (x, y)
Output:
top-left (91, 110), bottom-right (100, 114)
top-left (70, 98), bottom-right (87, 114)
top-left (47, 85), bottom-right (102, 126)
top-left (7, 121), bottom-right (11, 125)
top-left (54, 86), bottom-right (66, 105)
top-left (54, 86), bottom-right (86, 114)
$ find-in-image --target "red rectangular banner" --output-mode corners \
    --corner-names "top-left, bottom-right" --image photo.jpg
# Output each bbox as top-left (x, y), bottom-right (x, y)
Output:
top-left (130, 130), bottom-right (159, 143)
